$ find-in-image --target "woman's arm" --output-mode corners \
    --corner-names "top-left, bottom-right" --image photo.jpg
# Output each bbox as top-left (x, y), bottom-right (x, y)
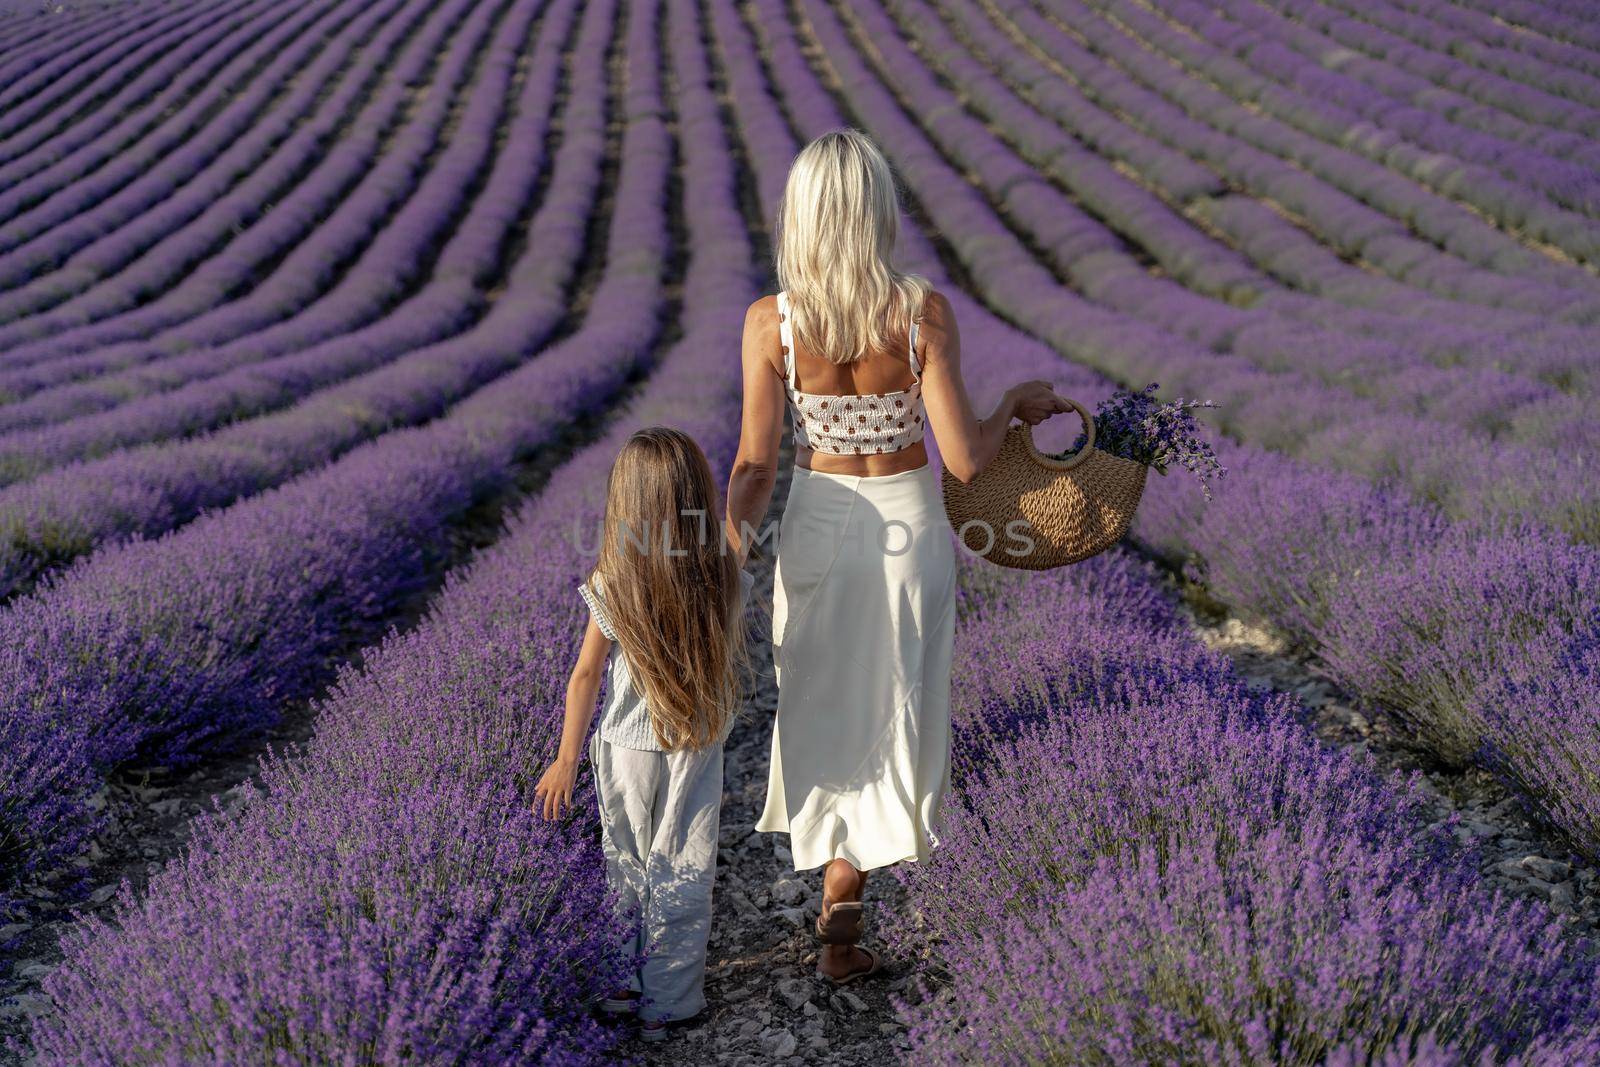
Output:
top-left (533, 616), bottom-right (611, 819)
top-left (724, 297), bottom-right (787, 564)
top-left (919, 291), bottom-right (1069, 484)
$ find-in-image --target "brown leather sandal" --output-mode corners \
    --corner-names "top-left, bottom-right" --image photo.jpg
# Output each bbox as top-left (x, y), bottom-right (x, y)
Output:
top-left (815, 899), bottom-right (865, 945)
top-left (815, 945), bottom-right (884, 986)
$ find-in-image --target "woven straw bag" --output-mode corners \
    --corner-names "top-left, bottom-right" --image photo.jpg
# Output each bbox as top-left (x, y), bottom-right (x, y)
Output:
top-left (941, 399), bottom-right (1147, 570)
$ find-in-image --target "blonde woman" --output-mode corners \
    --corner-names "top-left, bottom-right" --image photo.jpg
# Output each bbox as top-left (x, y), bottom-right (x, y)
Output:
top-left (724, 129), bottom-right (1068, 984)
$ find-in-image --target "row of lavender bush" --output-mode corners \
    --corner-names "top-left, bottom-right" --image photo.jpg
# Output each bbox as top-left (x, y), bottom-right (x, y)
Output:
top-left (711, 3), bottom-right (1600, 1059)
top-left (893, 550), bottom-right (1600, 1063)
top-left (0, 0), bottom-right (286, 235)
top-left (0, 0), bottom-right (340, 242)
top-left (0, 0), bottom-right (141, 81)
top-left (0, 0), bottom-right (465, 388)
top-left (1135, 0), bottom-right (1600, 227)
top-left (911, 0), bottom-right (1600, 436)
top-left (750, 0), bottom-right (1600, 895)
top-left (1198, 0), bottom-right (1600, 190)
top-left (0, 0), bottom-right (543, 467)
top-left (1451, 0), bottom-right (1600, 58)
top-left (0, 0), bottom-right (393, 339)
top-left (0, 0), bottom-right (221, 105)
top-left (0, 0), bottom-right (590, 599)
top-left (0, 0), bottom-right (255, 158)
top-left (0, 1), bottom-right (129, 84)
top-left (798, 0), bottom-right (1597, 543)
top-left (0, 0), bottom-right (451, 403)
top-left (1153, 447), bottom-right (1600, 863)
top-left (1046, 0), bottom-right (1600, 307)
top-left (874, 0), bottom-right (1594, 464)
top-left (28, 0), bottom-right (755, 1056)
top-left (0, 0), bottom-right (648, 906)
top-left (956, 0), bottom-right (1600, 386)
top-left (1250, 0), bottom-right (1600, 179)
top-left (984, 0), bottom-right (1600, 330)
top-left (1296, 0), bottom-right (1600, 128)
top-left (1375, 0), bottom-right (1600, 87)
top-left (0, 0), bottom-right (493, 412)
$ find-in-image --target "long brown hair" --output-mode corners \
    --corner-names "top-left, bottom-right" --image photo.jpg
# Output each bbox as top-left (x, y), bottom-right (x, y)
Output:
top-left (591, 427), bottom-right (746, 751)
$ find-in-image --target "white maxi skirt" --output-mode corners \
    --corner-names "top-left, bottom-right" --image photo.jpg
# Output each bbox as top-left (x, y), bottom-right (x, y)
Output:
top-left (755, 463), bottom-right (958, 872)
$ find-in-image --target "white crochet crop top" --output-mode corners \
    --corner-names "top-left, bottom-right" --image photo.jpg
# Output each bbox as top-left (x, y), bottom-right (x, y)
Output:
top-left (777, 290), bottom-right (925, 456)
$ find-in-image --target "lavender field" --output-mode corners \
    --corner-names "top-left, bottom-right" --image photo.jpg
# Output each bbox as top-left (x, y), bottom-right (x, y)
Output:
top-left (0, 0), bottom-right (1598, 1061)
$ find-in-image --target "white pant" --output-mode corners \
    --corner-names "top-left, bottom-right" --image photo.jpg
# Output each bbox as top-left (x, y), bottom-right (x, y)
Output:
top-left (590, 732), bottom-right (723, 1023)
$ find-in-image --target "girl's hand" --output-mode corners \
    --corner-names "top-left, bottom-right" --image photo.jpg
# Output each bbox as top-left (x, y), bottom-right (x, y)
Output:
top-left (534, 757), bottom-right (580, 820)
top-left (1007, 380), bottom-right (1071, 426)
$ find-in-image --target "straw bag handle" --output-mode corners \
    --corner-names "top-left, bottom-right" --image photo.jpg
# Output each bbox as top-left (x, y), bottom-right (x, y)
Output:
top-left (1020, 397), bottom-right (1096, 471)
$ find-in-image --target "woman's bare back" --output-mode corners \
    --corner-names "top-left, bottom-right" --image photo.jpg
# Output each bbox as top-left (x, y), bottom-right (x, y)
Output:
top-left (765, 292), bottom-right (935, 476)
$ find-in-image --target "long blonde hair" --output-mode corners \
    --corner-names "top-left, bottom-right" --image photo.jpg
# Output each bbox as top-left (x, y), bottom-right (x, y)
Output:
top-left (776, 128), bottom-right (932, 364)
top-left (591, 427), bottom-right (746, 751)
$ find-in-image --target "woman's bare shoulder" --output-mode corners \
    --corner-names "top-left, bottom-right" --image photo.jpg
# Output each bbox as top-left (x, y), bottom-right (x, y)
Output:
top-left (916, 288), bottom-right (958, 357)
top-left (918, 288), bottom-right (954, 322)
top-left (744, 293), bottom-right (780, 329)
top-left (743, 294), bottom-right (785, 376)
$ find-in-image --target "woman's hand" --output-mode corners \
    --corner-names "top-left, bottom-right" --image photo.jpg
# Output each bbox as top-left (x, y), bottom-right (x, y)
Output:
top-left (534, 756), bottom-right (580, 820)
top-left (1006, 380), bottom-right (1071, 425)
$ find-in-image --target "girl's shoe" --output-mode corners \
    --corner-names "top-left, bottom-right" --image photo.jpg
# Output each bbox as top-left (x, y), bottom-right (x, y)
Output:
top-left (815, 945), bottom-right (884, 987)
top-left (814, 899), bottom-right (865, 945)
top-left (639, 1019), bottom-right (669, 1043)
top-left (600, 991), bottom-right (640, 1015)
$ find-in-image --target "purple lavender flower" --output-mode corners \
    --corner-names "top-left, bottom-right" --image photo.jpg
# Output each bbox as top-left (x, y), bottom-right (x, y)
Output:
top-left (1481, 613), bottom-right (1600, 862)
top-left (1059, 381), bottom-right (1226, 499)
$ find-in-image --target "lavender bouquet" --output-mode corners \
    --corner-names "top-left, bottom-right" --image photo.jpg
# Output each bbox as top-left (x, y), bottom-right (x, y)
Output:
top-left (1059, 382), bottom-right (1226, 500)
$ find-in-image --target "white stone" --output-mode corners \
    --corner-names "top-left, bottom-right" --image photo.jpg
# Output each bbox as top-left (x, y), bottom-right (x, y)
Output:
top-left (837, 990), bottom-right (868, 1012)
top-left (770, 877), bottom-right (807, 906)
top-left (775, 978), bottom-right (811, 1011)
top-left (0, 993), bottom-right (53, 1021)
top-left (1520, 855), bottom-right (1570, 882)
top-left (764, 1030), bottom-right (797, 1057)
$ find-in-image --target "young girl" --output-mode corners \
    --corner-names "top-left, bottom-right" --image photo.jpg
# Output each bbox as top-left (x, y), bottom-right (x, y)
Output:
top-left (534, 426), bottom-right (753, 1043)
